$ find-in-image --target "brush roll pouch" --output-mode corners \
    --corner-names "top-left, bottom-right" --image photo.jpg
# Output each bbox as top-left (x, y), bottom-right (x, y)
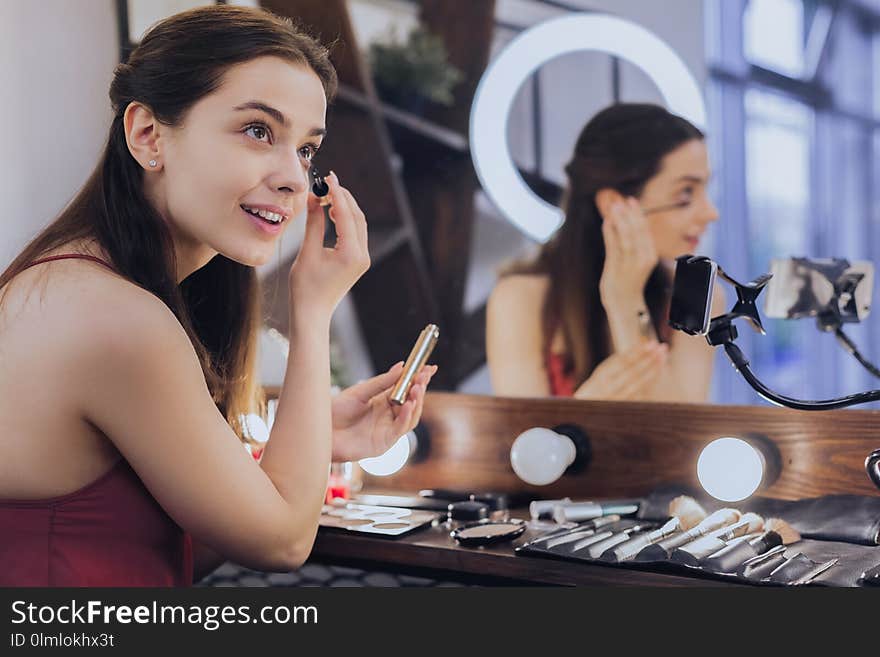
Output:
top-left (518, 486), bottom-right (880, 586)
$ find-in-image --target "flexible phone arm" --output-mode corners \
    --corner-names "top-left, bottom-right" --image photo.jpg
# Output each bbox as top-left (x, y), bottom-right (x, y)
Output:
top-left (674, 257), bottom-right (880, 490)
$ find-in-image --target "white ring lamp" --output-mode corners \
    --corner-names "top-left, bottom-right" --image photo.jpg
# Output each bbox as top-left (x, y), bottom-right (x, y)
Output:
top-left (469, 13), bottom-right (707, 243)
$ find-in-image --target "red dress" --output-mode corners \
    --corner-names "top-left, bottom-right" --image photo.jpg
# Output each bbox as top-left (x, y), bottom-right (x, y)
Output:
top-left (546, 352), bottom-right (575, 397)
top-left (0, 254), bottom-right (193, 586)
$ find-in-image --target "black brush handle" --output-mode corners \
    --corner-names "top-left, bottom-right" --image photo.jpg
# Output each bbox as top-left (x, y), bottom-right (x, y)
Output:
top-left (703, 531), bottom-right (781, 574)
top-left (670, 535), bottom-right (728, 566)
top-left (635, 531), bottom-right (695, 562)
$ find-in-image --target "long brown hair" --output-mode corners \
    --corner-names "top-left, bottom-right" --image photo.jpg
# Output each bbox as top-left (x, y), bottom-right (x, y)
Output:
top-left (0, 5), bottom-right (337, 439)
top-left (506, 103), bottom-right (704, 388)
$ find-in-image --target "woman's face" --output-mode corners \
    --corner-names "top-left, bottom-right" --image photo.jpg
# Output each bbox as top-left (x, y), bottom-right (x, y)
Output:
top-left (637, 138), bottom-right (718, 260)
top-left (150, 56), bottom-right (327, 272)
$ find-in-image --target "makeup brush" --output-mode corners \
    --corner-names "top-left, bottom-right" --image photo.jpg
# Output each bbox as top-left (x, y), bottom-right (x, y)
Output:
top-left (701, 518), bottom-right (800, 574)
top-left (600, 517), bottom-right (682, 562)
top-left (577, 523), bottom-right (651, 559)
top-left (667, 495), bottom-right (708, 531)
top-left (552, 500), bottom-right (640, 523)
top-left (671, 512), bottom-right (764, 567)
top-left (601, 496), bottom-right (708, 563)
top-left (635, 507), bottom-right (742, 562)
top-left (519, 515), bottom-right (622, 550)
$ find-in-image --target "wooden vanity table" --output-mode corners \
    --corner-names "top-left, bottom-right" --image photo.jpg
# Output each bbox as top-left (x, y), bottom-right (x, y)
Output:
top-left (275, 391), bottom-right (880, 586)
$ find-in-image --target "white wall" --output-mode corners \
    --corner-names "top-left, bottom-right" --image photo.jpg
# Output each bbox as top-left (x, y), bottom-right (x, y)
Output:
top-left (0, 0), bottom-right (117, 269)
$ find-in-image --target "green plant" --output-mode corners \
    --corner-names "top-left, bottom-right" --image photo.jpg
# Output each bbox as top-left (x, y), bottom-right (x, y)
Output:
top-left (368, 26), bottom-right (463, 108)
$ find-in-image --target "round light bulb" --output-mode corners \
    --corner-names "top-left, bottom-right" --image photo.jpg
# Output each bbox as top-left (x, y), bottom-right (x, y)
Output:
top-left (697, 437), bottom-right (765, 502)
top-left (510, 428), bottom-right (577, 486)
top-left (358, 433), bottom-right (413, 477)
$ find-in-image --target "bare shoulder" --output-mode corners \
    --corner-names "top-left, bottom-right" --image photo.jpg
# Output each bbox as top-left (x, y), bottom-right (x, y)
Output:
top-left (3, 261), bottom-right (193, 380)
top-left (487, 273), bottom-right (549, 358)
top-left (488, 273), bottom-right (549, 315)
top-left (69, 279), bottom-right (200, 388)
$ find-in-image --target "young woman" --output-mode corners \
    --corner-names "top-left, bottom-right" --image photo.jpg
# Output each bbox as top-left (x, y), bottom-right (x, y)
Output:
top-left (487, 103), bottom-right (722, 402)
top-left (0, 5), bottom-right (435, 586)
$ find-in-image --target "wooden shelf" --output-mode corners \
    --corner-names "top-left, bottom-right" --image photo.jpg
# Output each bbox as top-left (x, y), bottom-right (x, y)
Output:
top-left (367, 224), bottom-right (409, 263)
top-left (261, 0), bottom-right (496, 390)
top-left (336, 84), bottom-right (470, 154)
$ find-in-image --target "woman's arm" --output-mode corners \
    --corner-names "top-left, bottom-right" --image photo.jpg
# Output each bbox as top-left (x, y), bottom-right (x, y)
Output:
top-left (486, 275), bottom-right (551, 397)
top-left (192, 539), bottom-right (227, 582)
top-left (77, 176), bottom-right (369, 574)
top-left (77, 288), bottom-right (333, 572)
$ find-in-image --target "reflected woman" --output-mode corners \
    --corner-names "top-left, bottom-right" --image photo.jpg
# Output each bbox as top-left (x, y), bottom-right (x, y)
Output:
top-left (487, 103), bottom-right (722, 401)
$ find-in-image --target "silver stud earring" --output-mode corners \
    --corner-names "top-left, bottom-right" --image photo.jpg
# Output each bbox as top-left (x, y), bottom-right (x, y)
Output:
top-left (148, 159), bottom-right (157, 167)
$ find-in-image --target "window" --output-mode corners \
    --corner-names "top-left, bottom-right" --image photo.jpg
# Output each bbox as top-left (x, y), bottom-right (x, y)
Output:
top-left (708, 0), bottom-right (880, 405)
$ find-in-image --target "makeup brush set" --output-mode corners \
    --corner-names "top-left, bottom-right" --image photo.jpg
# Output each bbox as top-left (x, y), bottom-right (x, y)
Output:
top-left (517, 494), bottom-right (880, 586)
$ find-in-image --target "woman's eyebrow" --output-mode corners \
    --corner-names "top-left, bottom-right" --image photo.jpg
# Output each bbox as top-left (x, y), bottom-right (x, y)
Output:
top-left (673, 174), bottom-right (705, 184)
top-left (232, 100), bottom-right (326, 137)
top-left (234, 101), bottom-right (287, 126)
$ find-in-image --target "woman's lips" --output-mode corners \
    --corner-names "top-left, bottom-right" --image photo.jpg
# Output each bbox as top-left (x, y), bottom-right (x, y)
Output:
top-left (242, 206), bottom-right (284, 235)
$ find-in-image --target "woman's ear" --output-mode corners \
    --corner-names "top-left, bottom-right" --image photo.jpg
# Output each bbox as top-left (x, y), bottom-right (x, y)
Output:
top-left (595, 188), bottom-right (625, 221)
top-left (123, 101), bottom-right (164, 171)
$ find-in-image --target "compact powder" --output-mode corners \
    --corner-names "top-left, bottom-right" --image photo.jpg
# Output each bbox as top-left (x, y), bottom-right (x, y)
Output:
top-left (457, 523), bottom-right (521, 538)
top-left (451, 519), bottom-right (526, 546)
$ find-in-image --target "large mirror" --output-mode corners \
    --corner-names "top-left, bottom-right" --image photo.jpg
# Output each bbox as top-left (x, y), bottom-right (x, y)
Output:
top-left (312, 0), bottom-right (880, 408)
top-left (7, 0), bottom-right (880, 409)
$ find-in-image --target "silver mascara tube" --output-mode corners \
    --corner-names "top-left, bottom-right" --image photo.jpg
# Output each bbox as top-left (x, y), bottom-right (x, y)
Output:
top-left (390, 324), bottom-right (440, 405)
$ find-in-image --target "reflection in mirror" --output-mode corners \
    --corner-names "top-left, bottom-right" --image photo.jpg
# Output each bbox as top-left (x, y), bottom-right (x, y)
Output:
top-left (485, 103), bottom-right (719, 402)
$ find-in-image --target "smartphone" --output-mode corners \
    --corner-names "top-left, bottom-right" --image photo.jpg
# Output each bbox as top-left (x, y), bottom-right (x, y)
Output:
top-left (764, 257), bottom-right (873, 323)
top-left (668, 255), bottom-right (717, 336)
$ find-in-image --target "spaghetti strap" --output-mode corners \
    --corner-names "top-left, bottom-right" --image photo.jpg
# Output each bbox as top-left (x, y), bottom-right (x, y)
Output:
top-left (22, 254), bottom-right (116, 273)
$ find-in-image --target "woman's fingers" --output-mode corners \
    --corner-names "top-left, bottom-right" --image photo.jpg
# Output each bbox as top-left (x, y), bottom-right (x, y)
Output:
top-left (601, 210), bottom-right (620, 257)
top-left (609, 203), bottom-right (634, 256)
top-left (624, 198), bottom-right (656, 263)
top-left (389, 397), bottom-right (416, 441)
top-left (596, 342), bottom-right (664, 383)
top-left (336, 185), bottom-right (369, 253)
top-left (301, 193), bottom-right (327, 255)
top-left (325, 171), bottom-right (358, 253)
top-left (348, 362), bottom-right (404, 403)
top-left (613, 355), bottom-right (666, 399)
top-left (606, 344), bottom-right (668, 397)
top-left (408, 366), bottom-right (437, 427)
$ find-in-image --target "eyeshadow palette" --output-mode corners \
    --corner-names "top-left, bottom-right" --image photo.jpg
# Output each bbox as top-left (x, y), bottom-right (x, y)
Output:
top-left (319, 502), bottom-right (441, 537)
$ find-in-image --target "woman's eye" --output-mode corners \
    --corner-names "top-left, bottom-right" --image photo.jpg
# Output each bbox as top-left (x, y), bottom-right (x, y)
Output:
top-left (244, 123), bottom-right (272, 144)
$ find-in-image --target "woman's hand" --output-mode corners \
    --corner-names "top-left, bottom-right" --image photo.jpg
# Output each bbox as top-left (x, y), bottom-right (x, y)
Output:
top-left (599, 198), bottom-right (658, 307)
top-left (288, 172), bottom-right (370, 319)
top-left (573, 341), bottom-right (668, 401)
top-left (330, 362), bottom-right (438, 463)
